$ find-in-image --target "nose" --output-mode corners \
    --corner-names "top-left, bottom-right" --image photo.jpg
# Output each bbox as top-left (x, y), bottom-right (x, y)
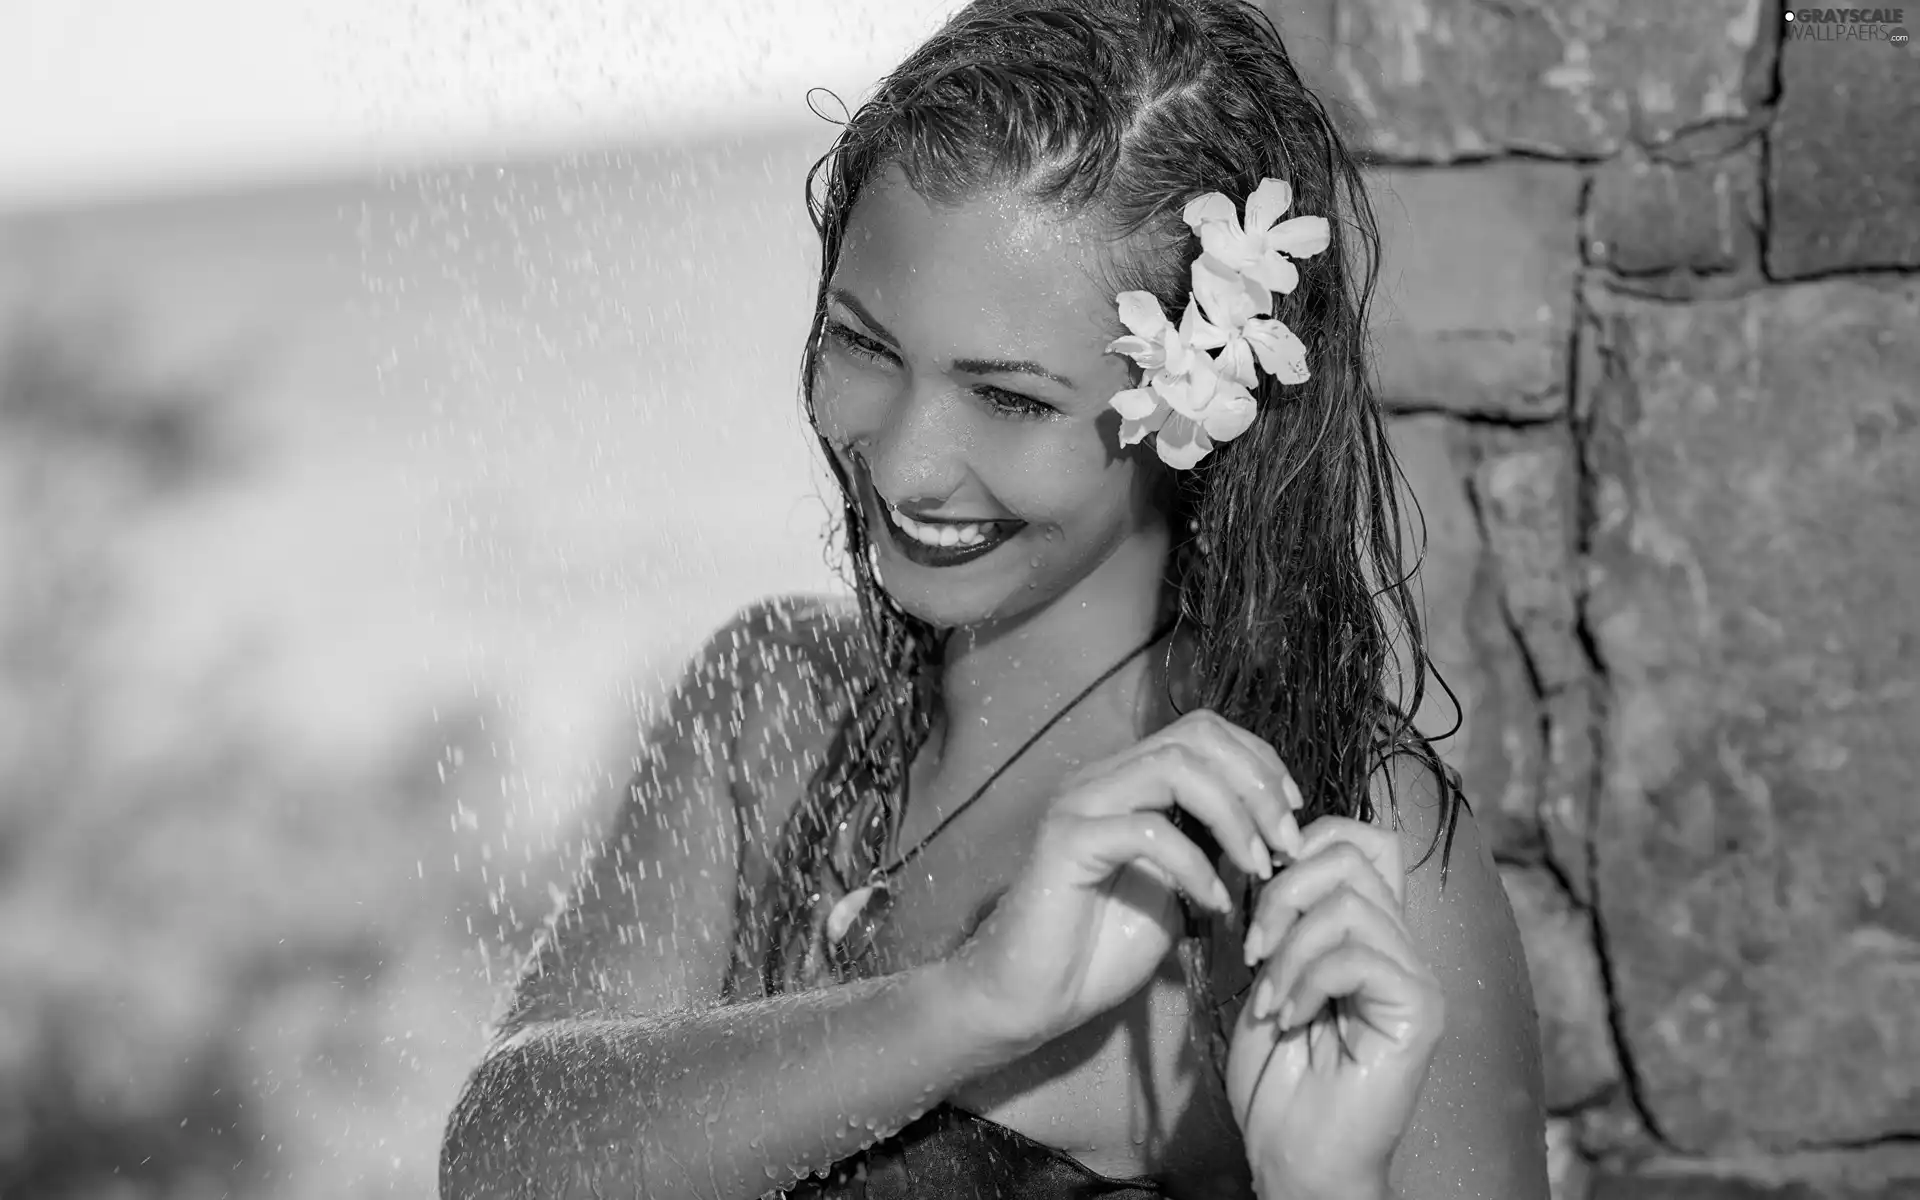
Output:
top-left (860, 383), bottom-right (971, 511)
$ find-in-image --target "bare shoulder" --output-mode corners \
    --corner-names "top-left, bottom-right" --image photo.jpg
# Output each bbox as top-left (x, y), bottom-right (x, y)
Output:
top-left (720, 593), bottom-right (874, 848)
top-left (1369, 750), bottom-right (1471, 889)
top-left (1370, 748), bottom-right (1550, 1195)
top-left (664, 593), bottom-right (869, 757)
top-left (742, 592), bottom-right (868, 685)
top-left (1367, 748), bottom-right (1515, 966)
top-left (668, 593), bottom-right (863, 711)
top-left (497, 594), bottom-right (869, 1031)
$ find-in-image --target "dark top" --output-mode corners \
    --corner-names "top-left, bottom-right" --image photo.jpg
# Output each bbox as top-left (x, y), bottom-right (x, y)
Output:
top-left (781, 1102), bottom-right (1169, 1199)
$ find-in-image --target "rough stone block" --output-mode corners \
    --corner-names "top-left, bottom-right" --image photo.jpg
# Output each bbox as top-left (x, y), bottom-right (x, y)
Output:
top-left (1329, 0), bottom-right (1764, 161)
top-left (1389, 416), bottom-right (1546, 863)
top-left (1542, 682), bottom-right (1598, 906)
top-left (1370, 164), bottom-right (1583, 418)
top-left (1593, 1145), bottom-right (1920, 1199)
top-left (1386, 416), bottom-right (1480, 741)
top-left (1587, 144), bottom-right (1763, 276)
top-left (1580, 278), bottom-right (1920, 1151)
top-left (1471, 426), bottom-right (1596, 889)
top-left (1263, 0), bottom-right (1349, 137)
top-left (1768, 26), bottom-right (1920, 277)
top-left (1503, 865), bottom-right (1622, 1113)
top-left (1547, 1117), bottom-right (1594, 1200)
top-left (1472, 428), bottom-right (1586, 692)
top-left (1575, 1092), bottom-right (1654, 1158)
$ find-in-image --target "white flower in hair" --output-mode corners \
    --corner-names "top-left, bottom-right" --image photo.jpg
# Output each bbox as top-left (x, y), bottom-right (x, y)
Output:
top-left (1104, 177), bottom-right (1321, 470)
top-left (1191, 255), bottom-right (1310, 387)
top-left (1106, 292), bottom-right (1257, 471)
top-left (1106, 290), bottom-right (1207, 377)
top-left (1182, 178), bottom-right (1330, 297)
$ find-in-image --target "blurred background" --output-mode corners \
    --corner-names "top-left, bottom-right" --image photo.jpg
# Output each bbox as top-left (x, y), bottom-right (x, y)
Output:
top-left (0, 1), bottom-right (1914, 1198)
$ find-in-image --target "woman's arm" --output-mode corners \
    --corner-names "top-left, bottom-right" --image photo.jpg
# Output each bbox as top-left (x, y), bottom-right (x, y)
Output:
top-left (438, 597), bottom-right (1028, 1200)
top-left (1382, 756), bottom-right (1551, 1199)
top-left (441, 962), bottom-right (1021, 1199)
top-left (1221, 751), bottom-right (1549, 1200)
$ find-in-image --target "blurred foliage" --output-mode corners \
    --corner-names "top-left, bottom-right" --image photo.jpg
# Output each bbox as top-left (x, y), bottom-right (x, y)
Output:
top-left (0, 312), bottom-right (557, 1197)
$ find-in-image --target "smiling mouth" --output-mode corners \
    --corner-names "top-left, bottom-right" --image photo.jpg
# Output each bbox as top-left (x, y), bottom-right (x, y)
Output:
top-left (868, 485), bottom-right (1026, 568)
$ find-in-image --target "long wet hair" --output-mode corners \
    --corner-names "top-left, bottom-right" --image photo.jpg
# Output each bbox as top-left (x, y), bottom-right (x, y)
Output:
top-left (747, 0), bottom-right (1464, 1100)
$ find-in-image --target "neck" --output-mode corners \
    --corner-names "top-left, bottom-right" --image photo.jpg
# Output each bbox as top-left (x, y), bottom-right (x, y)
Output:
top-left (931, 529), bottom-right (1179, 761)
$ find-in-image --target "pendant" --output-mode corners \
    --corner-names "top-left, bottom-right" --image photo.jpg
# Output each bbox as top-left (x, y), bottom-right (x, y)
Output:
top-left (826, 870), bottom-right (891, 946)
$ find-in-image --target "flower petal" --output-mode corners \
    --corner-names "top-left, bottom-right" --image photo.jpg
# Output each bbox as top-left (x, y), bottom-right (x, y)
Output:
top-left (1182, 192), bottom-right (1240, 234)
top-left (1243, 178), bottom-right (1294, 236)
top-left (1154, 414), bottom-right (1213, 470)
top-left (1216, 338), bottom-right (1258, 389)
top-left (1191, 256), bottom-right (1259, 331)
top-left (1267, 215), bottom-right (1331, 260)
top-left (1244, 318), bottom-right (1310, 385)
top-left (1119, 410), bottom-right (1168, 446)
top-left (1154, 363), bottom-right (1220, 420)
top-left (1162, 327), bottom-right (1196, 375)
top-left (1200, 383), bottom-right (1258, 442)
top-left (1150, 372), bottom-right (1185, 413)
top-left (1114, 383), bottom-right (1170, 446)
top-left (1238, 266), bottom-right (1275, 317)
top-left (1116, 291), bottom-right (1171, 339)
top-left (1106, 334), bottom-right (1164, 370)
top-left (1245, 251), bottom-right (1301, 297)
top-left (1197, 220), bottom-right (1256, 273)
top-left (1108, 385), bottom-right (1162, 422)
top-left (1179, 296), bottom-right (1229, 351)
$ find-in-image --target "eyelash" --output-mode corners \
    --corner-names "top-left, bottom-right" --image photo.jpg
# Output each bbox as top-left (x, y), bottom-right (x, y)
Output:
top-left (822, 322), bottom-right (1056, 421)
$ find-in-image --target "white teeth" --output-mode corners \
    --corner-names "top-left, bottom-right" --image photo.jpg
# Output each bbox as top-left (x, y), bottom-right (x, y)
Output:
top-left (890, 508), bottom-right (995, 548)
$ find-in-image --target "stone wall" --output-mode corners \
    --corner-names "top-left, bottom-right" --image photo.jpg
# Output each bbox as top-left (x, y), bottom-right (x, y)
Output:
top-left (1264, 0), bottom-right (1920, 1194)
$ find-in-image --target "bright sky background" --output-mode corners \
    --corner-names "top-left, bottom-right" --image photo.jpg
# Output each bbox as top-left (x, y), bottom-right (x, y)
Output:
top-left (0, 0), bottom-right (960, 211)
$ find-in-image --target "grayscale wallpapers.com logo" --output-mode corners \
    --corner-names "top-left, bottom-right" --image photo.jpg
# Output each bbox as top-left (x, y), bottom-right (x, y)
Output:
top-left (1784, 7), bottom-right (1911, 46)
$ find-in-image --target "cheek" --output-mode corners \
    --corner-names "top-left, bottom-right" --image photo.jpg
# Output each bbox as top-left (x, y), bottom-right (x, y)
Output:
top-left (811, 355), bottom-right (893, 444)
top-left (994, 441), bottom-right (1141, 532)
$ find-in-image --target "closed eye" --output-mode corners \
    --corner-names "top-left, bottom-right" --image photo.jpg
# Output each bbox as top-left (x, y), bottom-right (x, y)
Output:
top-left (974, 385), bottom-right (1056, 420)
top-left (823, 321), bottom-right (897, 365)
top-left (826, 319), bottom-right (1057, 420)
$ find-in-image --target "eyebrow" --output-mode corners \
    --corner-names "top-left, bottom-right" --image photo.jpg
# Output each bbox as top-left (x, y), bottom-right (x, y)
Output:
top-left (828, 287), bottom-right (1079, 391)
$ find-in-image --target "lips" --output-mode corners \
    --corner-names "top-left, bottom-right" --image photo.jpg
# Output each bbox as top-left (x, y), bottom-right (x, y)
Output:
top-left (869, 485), bottom-right (1025, 570)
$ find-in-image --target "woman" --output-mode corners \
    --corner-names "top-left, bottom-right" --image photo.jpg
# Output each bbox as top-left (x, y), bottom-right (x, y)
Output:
top-left (440, 1), bottom-right (1548, 1196)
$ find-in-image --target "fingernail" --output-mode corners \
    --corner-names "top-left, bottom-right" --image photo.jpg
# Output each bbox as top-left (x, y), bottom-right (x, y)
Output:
top-left (1281, 773), bottom-right (1304, 812)
top-left (1275, 996), bottom-right (1296, 1028)
top-left (1247, 835), bottom-right (1272, 879)
top-left (1253, 979), bottom-right (1272, 1018)
top-left (1278, 813), bottom-right (1306, 858)
top-left (1242, 927), bottom-right (1262, 967)
top-left (1212, 878), bottom-right (1233, 911)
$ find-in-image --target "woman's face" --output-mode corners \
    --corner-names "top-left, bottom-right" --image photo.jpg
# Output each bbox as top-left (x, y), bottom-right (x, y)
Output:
top-left (812, 168), bottom-right (1171, 631)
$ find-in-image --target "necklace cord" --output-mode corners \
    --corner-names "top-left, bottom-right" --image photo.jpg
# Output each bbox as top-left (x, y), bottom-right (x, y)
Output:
top-left (877, 614), bottom-right (1182, 881)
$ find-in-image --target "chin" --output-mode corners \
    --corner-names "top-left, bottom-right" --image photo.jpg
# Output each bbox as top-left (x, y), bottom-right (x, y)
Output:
top-left (873, 559), bottom-right (1054, 633)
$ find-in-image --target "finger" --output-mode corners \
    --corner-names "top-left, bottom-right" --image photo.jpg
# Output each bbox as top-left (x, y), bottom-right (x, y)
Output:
top-left (1296, 815), bottom-right (1406, 908)
top-left (1243, 841), bottom-right (1402, 966)
top-left (1268, 943), bottom-right (1444, 1046)
top-left (1064, 742), bottom-right (1277, 883)
top-left (1250, 884), bottom-right (1422, 1018)
top-left (1196, 709), bottom-right (1307, 813)
top-left (1175, 710), bottom-right (1304, 843)
top-left (1056, 811), bottom-right (1232, 913)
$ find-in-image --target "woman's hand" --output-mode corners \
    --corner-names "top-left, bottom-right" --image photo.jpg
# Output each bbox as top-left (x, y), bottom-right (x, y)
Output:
top-left (1227, 817), bottom-right (1446, 1200)
top-left (951, 708), bottom-right (1304, 1052)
